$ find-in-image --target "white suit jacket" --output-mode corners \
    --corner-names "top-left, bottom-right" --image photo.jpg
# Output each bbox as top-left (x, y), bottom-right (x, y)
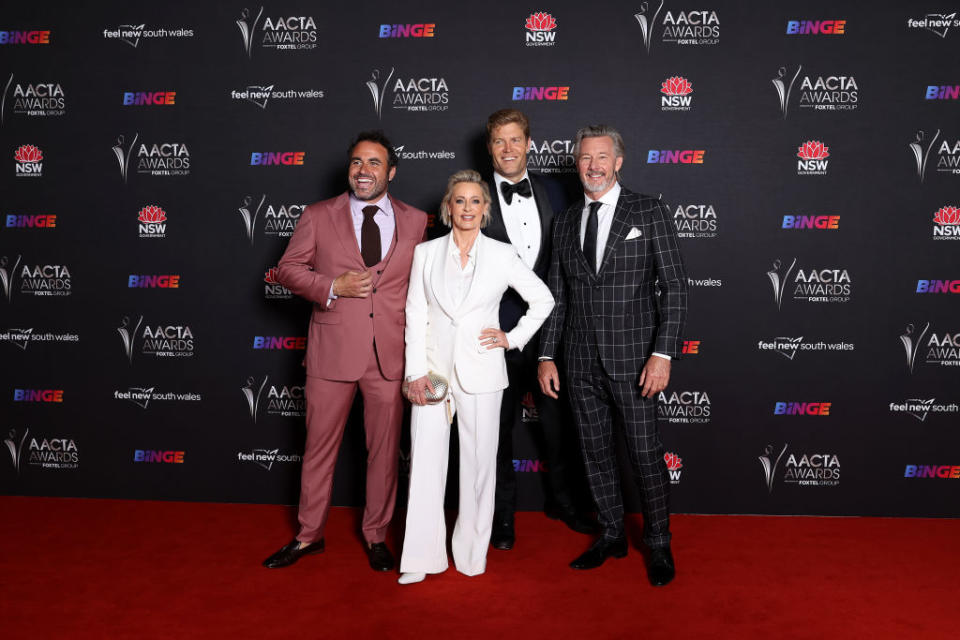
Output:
top-left (405, 232), bottom-right (555, 394)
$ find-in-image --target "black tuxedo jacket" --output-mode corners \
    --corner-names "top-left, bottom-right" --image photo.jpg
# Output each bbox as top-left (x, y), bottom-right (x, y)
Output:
top-left (483, 171), bottom-right (567, 333)
top-left (539, 187), bottom-right (688, 381)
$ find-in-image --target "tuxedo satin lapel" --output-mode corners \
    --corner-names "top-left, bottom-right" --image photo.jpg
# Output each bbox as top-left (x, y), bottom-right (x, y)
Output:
top-left (485, 183), bottom-right (508, 243)
top-left (430, 234), bottom-right (456, 319)
top-left (331, 193), bottom-right (365, 268)
top-left (598, 195), bottom-right (632, 275)
top-left (529, 175), bottom-right (552, 270)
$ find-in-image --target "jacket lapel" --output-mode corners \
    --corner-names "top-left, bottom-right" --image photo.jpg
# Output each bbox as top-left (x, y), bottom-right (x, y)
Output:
top-left (529, 173), bottom-right (553, 271)
top-left (330, 192), bottom-right (365, 268)
top-left (429, 233), bottom-right (457, 319)
top-left (597, 193), bottom-right (631, 275)
top-left (569, 198), bottom-right (594, 278)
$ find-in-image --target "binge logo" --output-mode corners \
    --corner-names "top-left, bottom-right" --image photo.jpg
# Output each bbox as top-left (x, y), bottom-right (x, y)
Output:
top-left (14, 144), bottom-right (42, 177)
top-left (682, 340), bottom-right (700, 354)
top-left (661, 76), bottom-right (693, 111)
top-left (782, 214), bottom-right (840, 229)
top-left (520, 391), bottom-right (539, 423)
top-left (673, 204), bottom-right (716, 237)
top-left (128, 274), bottom-right (181, 289)
top-left (664, 452), bottom-right (683, 485)
top-left (647, 149), bottom-right (705, 164)
top-left (926, 85), bottom-right (959, 100)
top-left (0, 30), bottom-right (51, 44)
top-left (774, 402), bottom-right (831, 416)
top-left (250, 151), bottom-right (305, 166)
top-left (933, 206), bottom-right (960, 240)
top-left (379, 23), bottom-right (436, 38)
top-left (512, 86), bottom-right (569, 101)
top-left (252, 336), bottom-right (306, 350)
top-left (658, 391), bottom-right (710, 424)
top-left (904, 465), bottom-right (960, 478)
top-left (796, 140), bottom-right (830, 175)
top-left (524, 12), bottom-right (557, 47)
top-left (13, 389), bottom-right (64, 402)
top-left (2, 76), bottom-right (67, 124)
top-left (513, 459), bottom-right (546, 472)
top-left (786, 20), bottom-right (846, 34)
top-left (122, 91), bottom-right (176, 105)
top-left (6, 215), bottom-right (56, 229)
top-left (138, 205), bottom-right (167, 239)
top-left (264, 267), bottom-right (293, 300)
top-left (133, 450), bottom-right (184, 463)
top-left (916, 280), bottom-right (960, 293)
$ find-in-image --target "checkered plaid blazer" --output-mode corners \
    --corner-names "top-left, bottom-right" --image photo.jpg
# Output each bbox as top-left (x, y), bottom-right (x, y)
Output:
top-left (539, 187), bottom-right (688, 381)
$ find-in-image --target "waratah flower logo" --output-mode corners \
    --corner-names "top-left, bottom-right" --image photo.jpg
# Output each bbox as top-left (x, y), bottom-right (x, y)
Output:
top-left (661, 76), bottom-right (693, 96)
top-left (797, 140), bottom-right (829, 160)
top-left (264, 267), bottom-right (280, 284)
top-left (664, 452), bottom-right (683, 471)
top-left (934, 206), bottom-right (960, 225)
top-left (15, 145), bottom-right (43, 163)
top-left (525, 12), bottom-right (557, 31)
top-left (137, 205), bottom-right (167, 223)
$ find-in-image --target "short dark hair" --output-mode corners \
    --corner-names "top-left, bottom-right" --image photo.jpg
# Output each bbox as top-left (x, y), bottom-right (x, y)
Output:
top-left (486, 109), bottom-right (531, 141)
top-left (349, 130), bottom-right (398, 168)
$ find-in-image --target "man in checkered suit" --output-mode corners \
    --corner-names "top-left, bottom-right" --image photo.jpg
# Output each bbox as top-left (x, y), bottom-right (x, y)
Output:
top-left (538, 124), bottom-right (687, 586)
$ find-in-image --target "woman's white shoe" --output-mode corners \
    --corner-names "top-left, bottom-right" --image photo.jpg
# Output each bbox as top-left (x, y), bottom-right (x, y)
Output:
top-left (398, 572), bottom-right (426, 585)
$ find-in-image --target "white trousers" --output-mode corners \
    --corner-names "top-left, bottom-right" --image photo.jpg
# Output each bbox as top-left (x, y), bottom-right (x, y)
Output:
top-left (399, 373), bottom-right (502, 577)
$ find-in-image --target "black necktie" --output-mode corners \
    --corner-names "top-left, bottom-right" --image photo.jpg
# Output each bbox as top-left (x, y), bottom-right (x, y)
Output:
top-left (500, 178), bottom-right (532, 205)
top-left (583, 201), bottom-right (601, 273)
top-left (361, 205), bottom-right (381, 268)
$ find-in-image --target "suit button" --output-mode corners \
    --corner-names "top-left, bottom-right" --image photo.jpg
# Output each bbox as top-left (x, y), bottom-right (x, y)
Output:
top-left (372, 288), bottom-right (377, 293)
top-left (369, 313), bottom-right (374, 318)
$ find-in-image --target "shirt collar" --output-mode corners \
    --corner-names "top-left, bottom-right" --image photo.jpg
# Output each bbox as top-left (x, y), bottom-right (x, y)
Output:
top-left (494, 170), bottom-right (530, 188)
top-left (447, 232), bottom-right (480, 259)
top-left (585, 182), bottom-right (621, 210)
top-left (349, 192), bottom-right (394, 217)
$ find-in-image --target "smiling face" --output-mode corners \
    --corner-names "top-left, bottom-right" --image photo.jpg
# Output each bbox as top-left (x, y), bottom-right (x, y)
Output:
top-left (447, 181), bottom-right (488, 233)
top-left (577, 135), bottom-right (623, 198)
top-left (487, 122), bottom-right (529, 182)
top-left (347, 140), bottom-right (395, 203)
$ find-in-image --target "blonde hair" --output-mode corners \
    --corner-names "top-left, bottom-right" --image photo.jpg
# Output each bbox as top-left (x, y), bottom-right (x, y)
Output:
top-left (439, 169), bottom-right (492, 228)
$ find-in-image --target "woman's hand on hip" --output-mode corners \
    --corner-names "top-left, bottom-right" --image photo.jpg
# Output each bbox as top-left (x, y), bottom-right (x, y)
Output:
top-left (479, 328), bottom-right (508, 350)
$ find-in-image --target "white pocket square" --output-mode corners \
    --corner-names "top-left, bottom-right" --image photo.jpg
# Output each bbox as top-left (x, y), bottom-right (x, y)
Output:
top-left (625, 227), bottom-right (643, 240)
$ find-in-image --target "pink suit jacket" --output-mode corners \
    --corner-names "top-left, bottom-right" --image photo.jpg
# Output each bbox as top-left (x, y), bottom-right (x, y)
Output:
top-left (277, 192), bottom-right (428, 381)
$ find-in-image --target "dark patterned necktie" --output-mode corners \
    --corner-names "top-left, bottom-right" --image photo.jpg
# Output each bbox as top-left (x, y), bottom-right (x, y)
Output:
top-left (500, 178), bottom-right (532, 205)
top-left (583, 201), bottom-right (601, 273)
top-left (361, 205), bottom-right (381, 267)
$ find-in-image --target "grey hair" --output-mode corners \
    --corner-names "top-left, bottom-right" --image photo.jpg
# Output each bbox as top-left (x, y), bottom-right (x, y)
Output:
top-left (573, 124), bottom-right (626, 159)
top-left (439, 169), bottom-right (492, 228)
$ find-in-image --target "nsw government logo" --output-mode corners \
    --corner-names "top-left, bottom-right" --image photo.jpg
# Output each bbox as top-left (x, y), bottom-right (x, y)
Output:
top-left (520, 392), bottom-right (539, 423)
top-left (673, 204), bottom-right (716, 238)
top-left (2, 75), bottom-right (66, 124)
top-left (137, 205), bottom-right (167, 238)
top-left (117, 315), bottom-right (195, 362)
top-left (660, 76), bottom-right (693, 111)
top-left (242, 375), bottom-right (306, 421)
top-left (933, 206), bottom-right (960, 240)
top-left (767, 258), bottom-right (852, 307)
top-left (901, 322), bottom-right (960, 371)
top-left (236, 9), bottom-right (317, 57)
top-left (888, 398), bottom-right (958, 422)
top-left (657, 391), bottom-right (710, 424)
top-left (664, 452), bottom-right (683, 485)
top-left (634, 2), bottom-right (719, 52)
top-left (796, 140), bottom-right (829, 175)
top-left (524, 12), bottom-right (557, 47)
top-left (264, 267), bottom-right (292, 300)
top-left (14, 144), bottom-right (42, 178)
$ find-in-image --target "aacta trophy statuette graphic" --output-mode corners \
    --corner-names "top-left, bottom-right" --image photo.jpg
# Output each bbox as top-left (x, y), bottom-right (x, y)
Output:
top-left (767, 258), bottom-right (796, 309)
top-left (772, 65), bottom-right (801, 119)
top-left (237, 7), bottom-right (264, 58)
top-left (634, 0), bottom-right (664, 53)
top-left (4, 428), bottom-right (29, 475)
top-left (118, 315), bottom-right (143, 363)
top-left (901, 322), bottom-right (930, 374)
top-left (908, 129), bottom-right (940, 182)
top-left (237, 194), bottom-right (265, 245)
top-left (759, 444), bottom-right (787, 494)
top-left (1, 254), bottom-right (22, 302)
top-left (242, 375), bottom-right (268, 422)
top-left (366, 67), bottom-right (394, 119)
top-left (112, 133), bottom-right (138, 183)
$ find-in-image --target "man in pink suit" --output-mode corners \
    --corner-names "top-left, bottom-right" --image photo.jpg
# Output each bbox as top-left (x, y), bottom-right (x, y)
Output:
top-left (263, 131), bottom-right (428, 571)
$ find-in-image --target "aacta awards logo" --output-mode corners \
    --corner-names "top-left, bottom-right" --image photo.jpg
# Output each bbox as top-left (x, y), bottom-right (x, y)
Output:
top-left (112, 133), bottom-right (191, 180)
top-left (1, 257), bottom-right (72, 299)
top-left (4, 429), bottom-right (80, 471)
top-left (138, 205), bottom-right (167, 239)
top-left (235, 195), bottom-right (304, 244)
top-left (660, 76), bottom-right (693, 111)
top-left (242, 375), bottom-right (306, 422)
top-left (901, 321), bottom-right (960, 372)
top-left (2, 74), bottom-right (66, 125)
top-left (236, 8), bottom-right (317, 57)
top-left (759, 444), bottom-right (839, 492)
top-left (933, 205), bottom-right (960, 240)
top-left (264, 267), bottom-right (293, 300)
top-left (767, 257), bottom-right (852, 307)
top-left (657, 391), bottom-right (710, 424)
top-left (0, 254), bottom-right (21, 302)
top-left (796, 140), bottom-right (830, 175)
top-left (524, 12), bottom-right (557, 47)
top-left (673, 204), bottom-right (716, 238)
top-left (14, 144), bottom-right (43, 178)
top-left (634, 2), bottom-right (719, 52)
top-left (117, 315), bottom-right (195, 362)
top-left (365, 67), bottom-right (450, 115)
top-left (909, 129), bottom-right (960, 178)
top-left (664, 452), bottom-right (683, 485)
top-left (772, 66), bottom-right (858, 116)
top-left (526, 137), bottom-right (575, 174)
top-left (4, 428), bottom-right (29, 474)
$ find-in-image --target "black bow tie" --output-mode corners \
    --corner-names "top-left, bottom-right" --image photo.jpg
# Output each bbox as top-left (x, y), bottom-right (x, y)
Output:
top-left (500, 178), bottom-right (532, 205)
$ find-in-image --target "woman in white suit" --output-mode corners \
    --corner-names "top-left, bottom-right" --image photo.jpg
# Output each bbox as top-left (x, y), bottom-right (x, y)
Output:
top-left (399, 169), bottom-right (554, 584)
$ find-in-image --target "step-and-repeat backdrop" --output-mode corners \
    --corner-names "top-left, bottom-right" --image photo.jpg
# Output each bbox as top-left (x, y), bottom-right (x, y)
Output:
top-left (2, 2), bottom-right (957, 517)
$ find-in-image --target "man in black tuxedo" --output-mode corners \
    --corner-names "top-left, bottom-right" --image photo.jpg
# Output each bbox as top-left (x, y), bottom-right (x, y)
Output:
top-left (538, 124), bottom-right (687, 586)
top-left (482, 109), bottom-right (598, 550)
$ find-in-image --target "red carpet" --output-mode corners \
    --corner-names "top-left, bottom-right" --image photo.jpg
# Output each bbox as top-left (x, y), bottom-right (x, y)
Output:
top-left (0, 497), bottom-right (957, 639)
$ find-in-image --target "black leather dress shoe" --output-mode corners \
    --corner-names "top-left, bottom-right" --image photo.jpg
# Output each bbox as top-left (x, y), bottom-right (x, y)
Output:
top-left (365, 542), bottom-right (395, 571)
top-left (546, 507), bottom-right (602, 535)
top-left (648, 546), bottom-right (676, 586)
top-left (570, 537), bottom-right (628, 569)
top-left (262, 538), bottom-right (324, 569)
top-left (490, 518), bottom-right (515, 550)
